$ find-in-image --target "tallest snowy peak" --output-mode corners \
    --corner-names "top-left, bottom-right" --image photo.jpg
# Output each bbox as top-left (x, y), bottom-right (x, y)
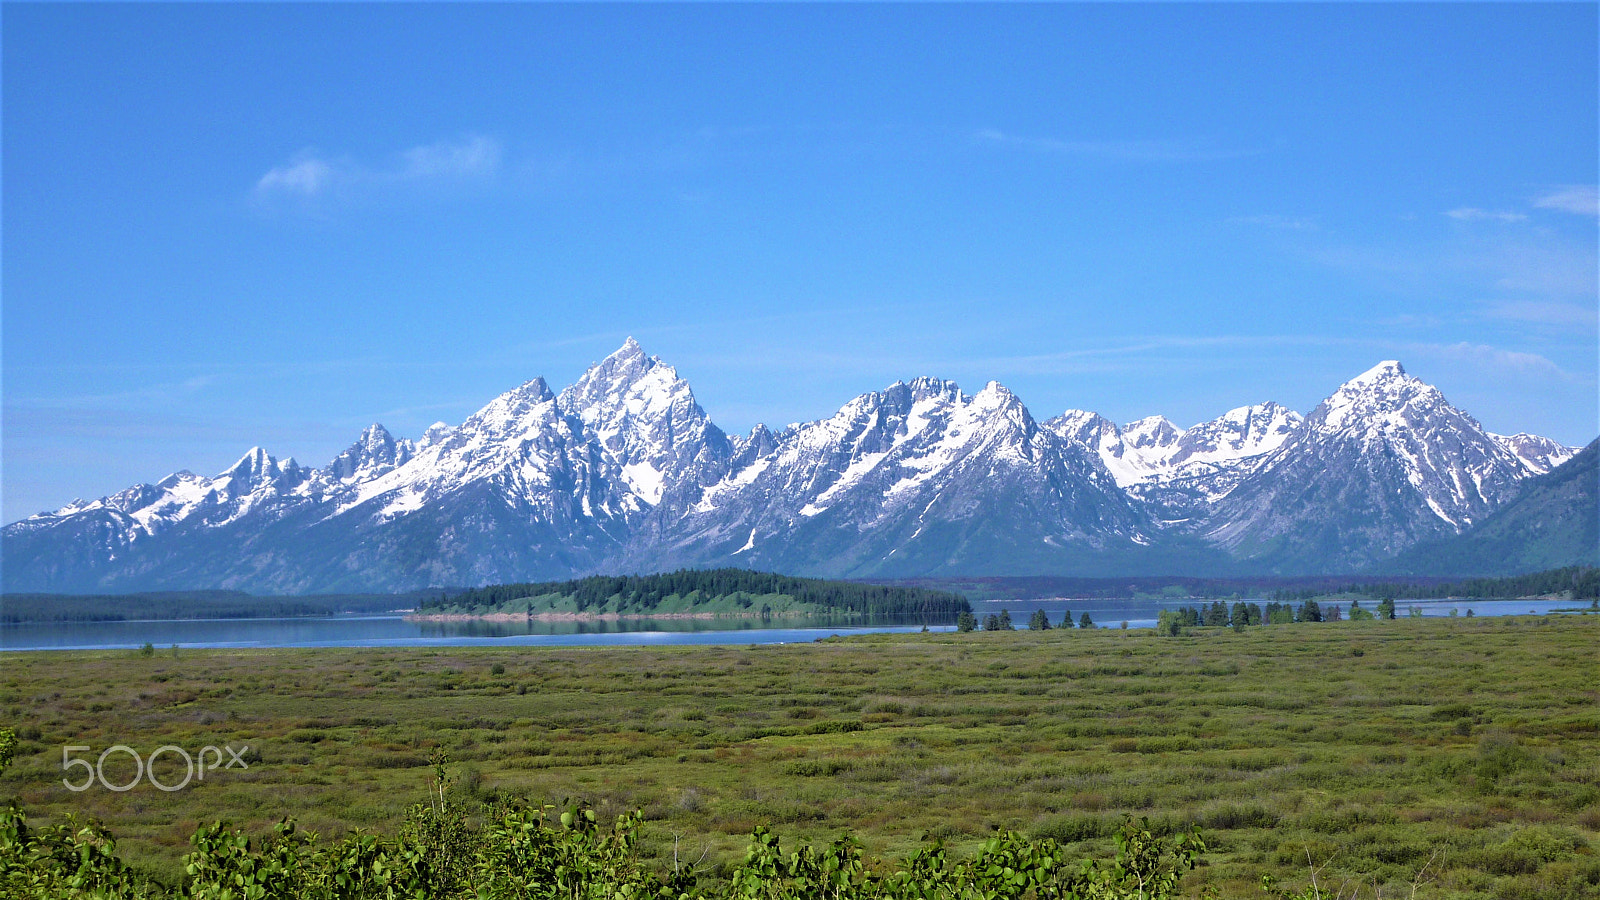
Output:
top-left (595, 336), bottom-right (650, 373)
top-left (1349, 360), bottom-right (1407, 385)
top-left (559, 338), bottom-right (680, 415)
top-left (1313, 360), bottom-right (1451, 435)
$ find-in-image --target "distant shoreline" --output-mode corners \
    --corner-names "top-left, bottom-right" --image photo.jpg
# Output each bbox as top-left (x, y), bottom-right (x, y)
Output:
top-left (407, 610), bottom-right (776, 622)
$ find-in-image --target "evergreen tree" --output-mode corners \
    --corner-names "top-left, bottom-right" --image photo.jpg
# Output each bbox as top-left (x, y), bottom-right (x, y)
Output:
top-left (997, 609), bottom-right (1015, 631)
top-left (956, 610), bottom-right (977, 632)
top-left (983, 613), bottom-right (1002, 631)
top-left (1155, 609), bottom-right (1183, 637)
top-left (1028, 609), bottom-right (1051, 631)
top-left (1377, 597), bottom-right (1397, 620)
top-left (1204, 601), bottom-right (1229, 627)
top-left (1079, 612), bottom-right (1094, 630)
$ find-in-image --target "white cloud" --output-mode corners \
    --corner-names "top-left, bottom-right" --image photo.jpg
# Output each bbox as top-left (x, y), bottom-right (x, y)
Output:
top-left (974, 128), bottom-right (1269, 162)
top-left (254, 134), bottom-right (501, 201)
top-left (1533, 185), bottom-right (1599, 217)
top-left (399, 135), bottom-right (501, 179)
top-left (1445, 207), bottom-right (1527, 223)
top-left (256, 158), bottom-right (334, 196)
top-left (1409, 341), bottom-right (1567, 377)
top-left (1225, 214), bottom-right (1318, 231)
top-left (1486, 239), bottom-right (1598, 296)
top-left (1483, 300), bottom-right (1599, 330)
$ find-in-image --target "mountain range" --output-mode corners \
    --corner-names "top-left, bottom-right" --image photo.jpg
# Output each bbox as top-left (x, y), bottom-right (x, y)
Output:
top-left (3, 339), bottom-right (1593, 593)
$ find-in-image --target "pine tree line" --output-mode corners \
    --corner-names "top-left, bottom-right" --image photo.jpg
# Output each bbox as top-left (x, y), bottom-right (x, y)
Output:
top-left (424, 569), bottom-right (972, 620)
top-left (1267, 566), bottom-right (1598, 604)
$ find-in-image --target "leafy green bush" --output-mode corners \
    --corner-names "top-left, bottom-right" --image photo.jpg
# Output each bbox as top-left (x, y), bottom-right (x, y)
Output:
top-left (0, 780), bottom-right (1205, 899)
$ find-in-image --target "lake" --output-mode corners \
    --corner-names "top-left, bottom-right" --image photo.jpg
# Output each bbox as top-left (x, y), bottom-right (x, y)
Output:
top-left (1, 595), bottom-right (1587, 652)
top-left (0, 613), bottom-right (952, 652)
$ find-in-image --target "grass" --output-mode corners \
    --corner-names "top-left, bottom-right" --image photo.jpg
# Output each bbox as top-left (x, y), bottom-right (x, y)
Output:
top-left (2, 616), bottom-right (1597, 898)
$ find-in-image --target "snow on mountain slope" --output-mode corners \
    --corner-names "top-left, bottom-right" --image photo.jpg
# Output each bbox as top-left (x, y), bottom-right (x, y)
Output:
top-left (330, 376), bottom-right (623, 524)
top-left (1167, 403), bottom-right (1302, 471)
top-left (556, 337), bottom-right (731, 507)
top-left (1300, 361), bottom-right (1529, 527)
top-left (8, 446), bottom-right (313, 544)
top-left (1491, 432), bottom-right (1578, 475)
top-left (1, 347), bottom-right (1582, 592)
top-left (628, 376), bottom-right (1150, 577)
top-left (1045, 403), bottom-right (1302, 491)
top-left (1200, 360), bottom-right (1541, 569)
top-left (313, 425), bottom-right (415, 494)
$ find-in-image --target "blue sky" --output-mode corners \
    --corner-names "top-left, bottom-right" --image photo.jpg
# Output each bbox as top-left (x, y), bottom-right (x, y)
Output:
top-left (4, 3), bottom-right (1596, 523)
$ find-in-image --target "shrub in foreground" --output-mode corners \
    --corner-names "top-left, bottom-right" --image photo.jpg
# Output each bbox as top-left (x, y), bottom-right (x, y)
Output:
top-left (0, 801), bottom-right (1203, 899)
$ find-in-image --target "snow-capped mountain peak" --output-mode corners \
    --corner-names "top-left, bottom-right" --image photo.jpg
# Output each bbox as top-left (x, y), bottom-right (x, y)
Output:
top-left (1491, 432), bottom-right (1578, 475)
top-left (1212, 361), bottom-right (1536, 557)
top-left (222, 447), bottom-right (275, 481)
top-left (1313, 359), bottom-right (1440, 434)
top-left (556, 338), bottom-right (731, 507)
top-left (1122, 415), bottom-right (1183, 450)
top-left (1351, 359), bottom-right (1406, 384)
top-left (1169, 402), bottom-right (1303, 469)
top-left (322, 424), bottom-right (414, 486)
top-left (418, 421), bottom-right (453, 449)
top-left (3, 350), bottom-right (1585, 594)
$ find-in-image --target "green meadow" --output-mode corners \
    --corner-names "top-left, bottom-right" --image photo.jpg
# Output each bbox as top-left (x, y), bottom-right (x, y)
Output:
top-left (2, 616), bottom-right (1597, 898)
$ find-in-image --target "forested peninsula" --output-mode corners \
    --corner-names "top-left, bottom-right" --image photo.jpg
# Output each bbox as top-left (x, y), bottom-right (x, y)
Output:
top-left (413, 568), bottom-right (972, 622)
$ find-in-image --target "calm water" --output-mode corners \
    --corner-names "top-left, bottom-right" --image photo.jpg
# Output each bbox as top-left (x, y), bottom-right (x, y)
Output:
top-left (1, 597), bottom-right (1587, 652)
top-left (0, 614), bottom-right (951, 652)
top-left (971, 596), bottom-right (1591, 630)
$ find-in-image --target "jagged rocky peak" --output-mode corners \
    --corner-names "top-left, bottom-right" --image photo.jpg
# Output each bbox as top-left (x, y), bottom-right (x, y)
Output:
top-left (558, 338), bottom-right (712, 433)
top-left (223, 446), bottom-right (273, 479)
top-left (732, 423), bottom-right (779, 467)
top-left (1492, 432), bottom-right (1578, 475)
top-left (418, 421), bottom-right (453, 449)
top-left (903, 375), bottom-right (964, 401)
top-left (1122, 415), bottom-right (1183, 450)
top-left (1313, 360), bottom-right (1439, 432)
top-left (461, 377), bottom-right (558, 435)
top-left (1050, 410), bottom-right (1117, 442)
top-left (557, 337), bottom-right (696, 422)
top-left (558, 338), bottom-right (731, 506)
top-left (1175, 403), bottom-right (1303, 459)
top-left (1266, 360), bottom-right (1533, 531)
top-left (325, 424), bottom-right (413, 482)
top-left (973, 380), bottom-right (1024, 409)
top-left (218, 447), bottom-right (302, 487)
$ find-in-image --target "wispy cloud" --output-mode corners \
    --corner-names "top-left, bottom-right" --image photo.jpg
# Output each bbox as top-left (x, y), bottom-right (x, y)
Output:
top-left (1482, 299), bottom-right (1599, 330)
top-left (960, 334), bottom-right (1345, 378)
top-left (399, 135), bottom-right (501, 179)
top-left (1445, 207), bottom-right (1527, 223)
top-left (1310, 231), bottom-right (1596, 299)
top-left (1371, 313), bottom-right (1443, 329)
top-left (1533, 184), bottom-right (1599, 217)
top-left (974, 128), bottom-right (1271, 163)
top-left (1403, 341), bottom-right (1570, 378)
top-left (7, 375), bottom-right (217, 409)
top-left (256, 158), bottom-right (335, 196)
top-left (1225, 214), bottom-right (1318, 231)
top-left (1483, 239), bottom-right (1598, 296)
top-left (254, 134), bottom-right (502, 202)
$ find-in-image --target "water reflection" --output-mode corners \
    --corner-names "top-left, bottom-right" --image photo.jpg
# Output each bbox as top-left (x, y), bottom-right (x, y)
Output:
top-left (416, 614), bottom-right (911, 638)
top-left (0, 614), bottom-right (946, 652)
top-left (1, 598), bottom-right (1588, 652)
